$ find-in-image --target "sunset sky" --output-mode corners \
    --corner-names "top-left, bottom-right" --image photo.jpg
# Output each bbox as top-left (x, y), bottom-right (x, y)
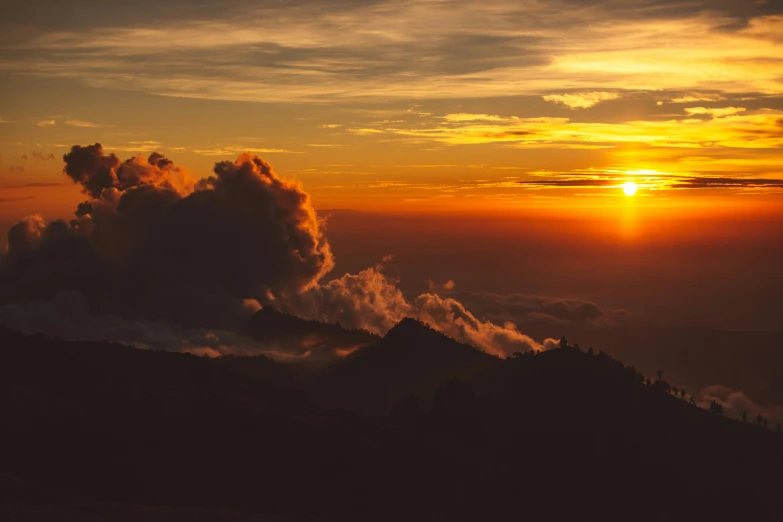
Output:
top-left (1, 0), bottom-right (782, 335)
top-left (2, 0), bottom-right (782, 209)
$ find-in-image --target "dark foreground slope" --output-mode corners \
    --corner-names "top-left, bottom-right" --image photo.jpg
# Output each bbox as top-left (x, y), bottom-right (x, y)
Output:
top-left (2, 324), bottom-right (783, 522)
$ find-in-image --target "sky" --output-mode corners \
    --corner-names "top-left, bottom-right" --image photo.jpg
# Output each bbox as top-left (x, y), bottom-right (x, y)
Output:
top-left (0, 0), bottom-right (781, 335)
top-left (1, 0), bottom-right (782, 211)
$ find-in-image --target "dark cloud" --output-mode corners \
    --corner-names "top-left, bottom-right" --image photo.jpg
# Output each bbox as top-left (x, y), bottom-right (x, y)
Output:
top-left (21, 152), bottom-right (56, 161)
top-left (1, 144), bottom-right (333, 329)
top-left (517, 176), bottom-right (783, 190)
top-left (670, 177), bottom-right (783, 189)
top-left (9, 166), bottom-right (24, 173)
top-left (556, 0), bottom-right (783, 27)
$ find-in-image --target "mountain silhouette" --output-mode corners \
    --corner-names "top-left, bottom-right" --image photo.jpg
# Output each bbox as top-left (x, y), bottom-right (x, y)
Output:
top-left (2, 324), bottom-right (783, 521)
top-left (306, 318), bottom-right (500, 416)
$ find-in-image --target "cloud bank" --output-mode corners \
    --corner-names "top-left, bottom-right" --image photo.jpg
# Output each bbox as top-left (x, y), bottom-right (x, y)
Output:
top-left (1, 145), bottom-right (547, 358)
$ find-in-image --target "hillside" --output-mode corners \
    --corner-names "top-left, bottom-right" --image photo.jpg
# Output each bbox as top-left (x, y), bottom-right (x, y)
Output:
top-left (2, 325), bottom-right (782, 521)
top-left (241, 307), bottom-right (379, 360)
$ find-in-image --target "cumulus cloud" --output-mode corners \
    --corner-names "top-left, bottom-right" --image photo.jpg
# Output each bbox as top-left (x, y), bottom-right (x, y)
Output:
top-left (287, 268), bottom-right (549, 357)
top-left (415, 293), bottom-right (546, 356)
top-left (543, 92), bottom-right (620, 109)
top-left (284, 267), bottom-right (413, 334)
top-left (1, 144), bottom-right (333, 330)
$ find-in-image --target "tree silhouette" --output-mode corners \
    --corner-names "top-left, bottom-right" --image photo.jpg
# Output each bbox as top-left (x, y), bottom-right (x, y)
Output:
top-left (559, 336), bottom-right (568, 349)
top-left (679, 389), bottom-right (686, 400)
top-left (656, 370), bottom-right (663, 381)
top-left (673, 386), bottom-right (679, 396)
top-left (743, 411), bottom-right (748, 423)
top-left (587, 346), bottom-right (594, 356)
top-left (645, 378), bottom-right (651, 386)
top-left (709, 401), bottom-right (724, 415)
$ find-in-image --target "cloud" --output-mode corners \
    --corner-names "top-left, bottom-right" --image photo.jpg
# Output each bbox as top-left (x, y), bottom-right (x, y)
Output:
top-left (696, 385), bottom-right (783, 427)
top-left (514, 173), bottom-right (783, 192)
top-left (36, 120), bottom-right (56, 127)
top-left (683, 107), bottom-right (747, 118)
top-left (22, 152), bottom-right (56, 161)
top-left (4, 3), bottom-right (782, 103)
top-left (367, 108), bottom-right (783, 151)
top-left (445, 290), bottom-right (631, 329)
top-left (415, 293), bottom-right (546, 357)
top-left (1, 144), bottom-right (333, 330)
top-left (190, 146), bottom-right (302, 156)
top-left (64, 118), bottom-right (101, 128)
top-left (427, 279), bottom-right (456, 292)
top-left (668, 94), bottom-right (727, 104)
top-left (0, 145), bottom-right (577, 359)
top-left (286, 267), bottom-right (548, 357)
top-left (668, 176), bottom-right (783, 189)
top-left (543, 92), bottom-right (620, 109)
top-left (9, 166), bottom-right (25, 173)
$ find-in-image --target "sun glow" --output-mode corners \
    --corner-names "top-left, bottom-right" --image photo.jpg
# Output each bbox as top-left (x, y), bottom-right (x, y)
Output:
top-left (623, 182), bottom-right (638, 197)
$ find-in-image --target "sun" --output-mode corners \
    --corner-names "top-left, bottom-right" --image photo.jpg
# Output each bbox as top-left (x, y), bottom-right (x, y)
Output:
top-left (622, 181), bottom-right (638, 197)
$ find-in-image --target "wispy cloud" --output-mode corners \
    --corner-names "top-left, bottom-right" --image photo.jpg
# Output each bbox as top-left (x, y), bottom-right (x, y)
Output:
top-left (543, 92), bottom-right (620, 109)
top-left (683, 107), bottom-right (747, 118)
top-left (3, 2), bottom-right (781, 102)
top-left (190, 146), bottom-right (303, 156)
top-left (358, 109), bottom-right (783, 150)
top-left (64, 118), bottom-right (101, 128)
top-left (36, 119), bottom-right (56, 127)
top-left (668, 93), bottom-right (727, 104)
top-left (22, 152), bottom-right (56, 161)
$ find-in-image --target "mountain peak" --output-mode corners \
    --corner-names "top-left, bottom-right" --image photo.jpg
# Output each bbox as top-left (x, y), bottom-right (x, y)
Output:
top-left (386, 317), bottom-right (431, 336)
